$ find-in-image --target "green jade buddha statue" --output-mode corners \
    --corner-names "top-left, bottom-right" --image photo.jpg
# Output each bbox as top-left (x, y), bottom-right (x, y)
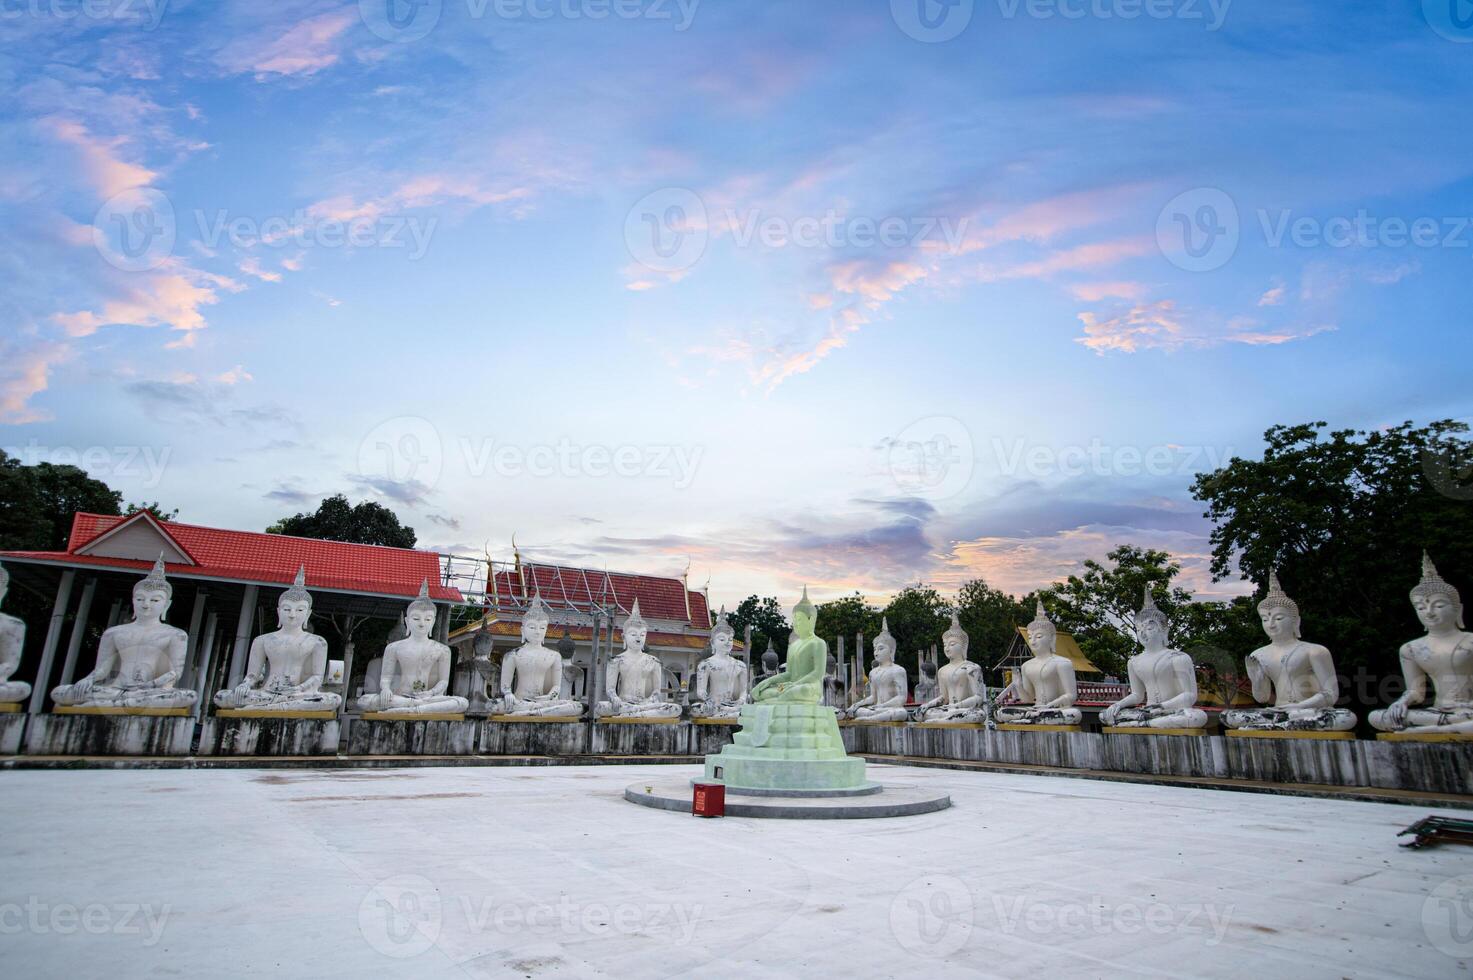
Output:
top-left (703, 587), bottom-right (868, 791)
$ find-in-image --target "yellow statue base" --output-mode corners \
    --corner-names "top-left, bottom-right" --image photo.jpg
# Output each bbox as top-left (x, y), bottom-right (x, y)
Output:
top-left (1103, 726), bottom-right (1208, 737)
top-left (915, 721), bottom-right (986, 730)
top-left (0, 703), bottom-right (20, 714)
top-left (217, 708), bottom-right (337, 720)
top-left (55, 705), bottom-right (190, 717)
top-left (838, 719), bottom-right (908, 727)
top-left (487, 714), bottom-right (582, 724)
top-left (1377, 732), bottom-right (1473, 743)
top-left (691, 718), bottom-right (741, 726)
top-left (361, 711), bottom-right (465, 722)
top-left (1227, 729), bottom-right (1354, 740)
top-left (997, 723), bottom-right (1082, 733)
top-left (597, 716), bottom-right (682, 725)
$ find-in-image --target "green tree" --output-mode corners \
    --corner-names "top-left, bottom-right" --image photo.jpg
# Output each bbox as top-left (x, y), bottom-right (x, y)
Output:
top-left (954, 578), bottom-right (1027, 673)
top-left (267, 494), bottom-right (417, 548)
top-left (815, 592), bottom-right (881, 662)
top-left (126, 501), bottom-right (179, 521)
top-left (727, 595), bottom-right (790, 659)
top-left (0, 450), bottom-right (122, 551)
top-left (1191, 420), bottom-right (1473, 700)
top-left (881, 585), bottom-right (950, 681)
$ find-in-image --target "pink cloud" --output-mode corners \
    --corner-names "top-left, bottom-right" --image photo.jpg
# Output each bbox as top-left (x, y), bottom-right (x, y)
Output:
top-left (1069, 280), bottom-right (1148, 302)
top-left (982, 236), bottom-right (1156, 282)
top-left (1076, 299), bottom-right (1188, 354)
top-left (0, 339), bottom-right (70, 424)
top-left (51, 261), bottom-right (243, 345)
top-left (40, 116), bottom-right (156, 199)
top-left (218, 8), bottom-right (358, 80)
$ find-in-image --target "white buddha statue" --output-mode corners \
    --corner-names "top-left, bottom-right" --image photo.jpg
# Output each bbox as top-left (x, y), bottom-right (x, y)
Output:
top-left (690, 607), bottom-right (749, 720)
top-left (214, 567), bottom-right (343, 714)
top-left (995, 600), bottom-right (1082, 726)
top-left (1101, 587), bottom-right (1206, 730)
top-left (595, 599), bottom-right (681, 719)
top-left (0, 562), bottom-right (32, 705)
top-left (52, 555), bottom-right (198, 710)
top-left (1223, 571), bottom-right (1356, 733)
top-left (843, 617), bottom-right (910, 722)
top-left (1372, 553), bottom-right (1473, 735)
top-left (918, 611), bottom-right (986, 723)
top-left (495, 593), bottom-right (584, 718)
top-left (357, 581), bottom-right (468, 717)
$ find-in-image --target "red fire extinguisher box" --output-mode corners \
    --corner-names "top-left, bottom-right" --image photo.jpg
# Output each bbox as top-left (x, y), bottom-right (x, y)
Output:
top-left (692, 781), bottom-right (726, 817)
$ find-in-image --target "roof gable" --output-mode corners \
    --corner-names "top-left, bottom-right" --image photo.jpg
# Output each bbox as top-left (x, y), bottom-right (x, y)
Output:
top-left (72, 510), bottom-right (196, 566)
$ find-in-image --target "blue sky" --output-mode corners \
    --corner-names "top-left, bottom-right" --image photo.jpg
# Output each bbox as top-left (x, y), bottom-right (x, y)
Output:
top-left (2, 0), bottom-right (1470, 609)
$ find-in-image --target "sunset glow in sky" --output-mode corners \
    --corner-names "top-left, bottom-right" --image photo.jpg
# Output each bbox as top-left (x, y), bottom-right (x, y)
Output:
top-left (3, 1), bottom-right (1471, 609)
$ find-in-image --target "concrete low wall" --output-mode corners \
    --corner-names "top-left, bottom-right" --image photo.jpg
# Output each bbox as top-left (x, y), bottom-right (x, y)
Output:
top-left (347, 719), bottom-right (480, 756)
top-left (197, 717), bottom-right (341, 756)
top-left (839, 725), bottom-right (1473, 796)
top-left (24, 714), bottom-right (194, 756)
top-left (0, 715), bottom-right (23, 755)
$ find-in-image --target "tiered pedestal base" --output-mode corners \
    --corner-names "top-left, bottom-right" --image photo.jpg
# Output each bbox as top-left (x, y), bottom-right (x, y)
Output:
top-left (704, 703), bottom-right (867, 791)
top-left (25, 712), bottom-right (194, 755)
top-left (198, 712), bottom-right (340, 756)
top-left (1103, 726), bottom-right (1209, 737)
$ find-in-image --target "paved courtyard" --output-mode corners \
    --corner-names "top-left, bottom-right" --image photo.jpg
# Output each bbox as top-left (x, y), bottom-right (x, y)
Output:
top-left (2, 763), bottom-right (1469, 978)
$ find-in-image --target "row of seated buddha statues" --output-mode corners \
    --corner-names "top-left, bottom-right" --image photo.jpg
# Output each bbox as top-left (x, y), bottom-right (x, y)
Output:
top-left (8, 550), bottom-right (1473, 739)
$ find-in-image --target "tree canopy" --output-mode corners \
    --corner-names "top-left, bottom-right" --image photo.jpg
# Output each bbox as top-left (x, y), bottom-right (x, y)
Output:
top-left (267, 494), bottom-right (418, 548)
top-left (0, 450), bottom-right (124, 551)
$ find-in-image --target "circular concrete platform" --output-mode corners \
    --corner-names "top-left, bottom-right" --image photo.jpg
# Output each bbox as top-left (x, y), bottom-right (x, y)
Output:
top-left (625, 781), bottom-right (951, 819)
top-left (691, 778), bottom-right (884, 798)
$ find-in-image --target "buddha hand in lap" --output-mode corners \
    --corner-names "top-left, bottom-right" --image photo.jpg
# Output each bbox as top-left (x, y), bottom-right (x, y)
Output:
top-left (918, 612), bottom-right (986, 723)
top-left (1372, 553), bottom-right (1473, 734)
top-left (52, 555), bottom-right (197, 710)
top-left (1222, 572), bottom-right (1355, 732)
top-left (843, 617), bottom-right (909, 722)
top-left (0, 562), bottom-right (31, 704)
top-left (596, 599), bottom-right (681, 719)
top-left (995, 601), bottom-right (1082, 726)
top-left (215, 567), bottom-right (342, 713)
top-left (357, 581), bottom-right (467, 717)
top-left (495, 594), bottom-right (584, 718)
top-left (1100, 587), bottom-right (1206, 730)
top-left (689, 608), bottom-right (748, 720)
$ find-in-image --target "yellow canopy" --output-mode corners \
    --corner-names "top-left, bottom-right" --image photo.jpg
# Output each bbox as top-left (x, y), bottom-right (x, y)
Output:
top-left (1015, 626), bottom-right (1101, 673)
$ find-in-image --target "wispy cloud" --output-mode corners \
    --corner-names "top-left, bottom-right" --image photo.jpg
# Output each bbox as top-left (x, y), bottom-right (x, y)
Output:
top-left (216, 8), bottom-right (358, 81)
top-left (0, 338), bottom-right (71, 424)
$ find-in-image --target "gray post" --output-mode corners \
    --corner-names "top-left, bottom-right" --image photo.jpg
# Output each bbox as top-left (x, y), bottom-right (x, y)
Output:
top-left (192, 610), bottom-right (220, 715)
top-left (28, 570), bottom-right (76, 714)
top-left (57, 576), bottom-right (98, 687)
top-left (227, 585), bottom-right (259, 684)
top-left (586, 611), bottom-right (605, 724)
top-left (180, 589), bottom-right (208, 689)
top-left (836, 634), bottom-right (846, 707)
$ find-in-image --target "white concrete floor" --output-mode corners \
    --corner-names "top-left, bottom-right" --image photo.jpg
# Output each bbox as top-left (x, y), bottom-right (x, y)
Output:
top-left (2, 763), bottom-right (1471, 978)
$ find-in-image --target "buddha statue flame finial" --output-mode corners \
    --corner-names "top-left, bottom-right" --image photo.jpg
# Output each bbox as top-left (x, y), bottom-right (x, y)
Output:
top-left (710, 605), bottom-right (734, 641)
top-left (625, 597), bottom-right (647, 631)
top-left (1257, 570), bottom-right (1298, 618)
top-left (876, 615), bottom-right (895, 648)
top-left (1028, 598), bottom-right (1056, 638)
top-left (793, 585), bottom-right (816, 623)
top-left (281, 565), bottom-right (312, 607)
top-left (523, 591), bottom-right (551, 627)
top-left (1412, 551), bottom-right (1464, 628)
top-left (135, 552), bottom-right (172, 598)
top-left (1137, 585), bottom-right (1168, 629)
top-left (943, 610), bottom-right (968, 650)
top-left (407, 578), bottom-right (435, 616)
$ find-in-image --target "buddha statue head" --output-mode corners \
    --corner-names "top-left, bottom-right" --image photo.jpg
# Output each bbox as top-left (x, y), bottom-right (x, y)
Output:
top-left (1411, 551), bottom-right (1464, 631)
top-left (761, 643), bottom-right (780, 674)
top-left (132, 553), bottom-right (173, 623)
top-left (792, 586), bottom-right (817, 639)
top-left (522, 592), bottom-right (551, 647)
top-left (277, 565), bottom-right (313, 631)
top-left (1257, 570), bottom-right (1300, 640)
top-left (1137, 586), bottom-right (1169, 649)
top-left (1026, 599), bottom-right (1057, 656)
top-left (942, 610), bottom-right (969, 661)
top-left (874, 616), bottom-right (897, 665)
top-left (404, 579), bottom-right (437, 639)
top-left (920, 658), bottom-right (937, 682)
top-left (623, 599), bottom-right (649, 654)
top-left (710, 607), bottom-right (734, 659)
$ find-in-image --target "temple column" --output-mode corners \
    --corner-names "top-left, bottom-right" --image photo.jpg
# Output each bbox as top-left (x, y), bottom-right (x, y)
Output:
top-left (104, 598), bottom-right (124, 628)
top-left (180, 589), bottom-right (209, 690)
top-left (191, 610), bottom-right (220, 714)
top-left (226, 585), bottom-right (259, 685)
top-left (56, 575), bottom-right (98, 687)
top-left (27, 570), bottom-right (75, 714)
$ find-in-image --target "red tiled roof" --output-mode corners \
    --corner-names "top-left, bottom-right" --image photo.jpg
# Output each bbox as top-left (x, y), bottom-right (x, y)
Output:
top-left (0, 512), bottom-right (462, 601)
top-left (486, 561), bottom-right (708, 626)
